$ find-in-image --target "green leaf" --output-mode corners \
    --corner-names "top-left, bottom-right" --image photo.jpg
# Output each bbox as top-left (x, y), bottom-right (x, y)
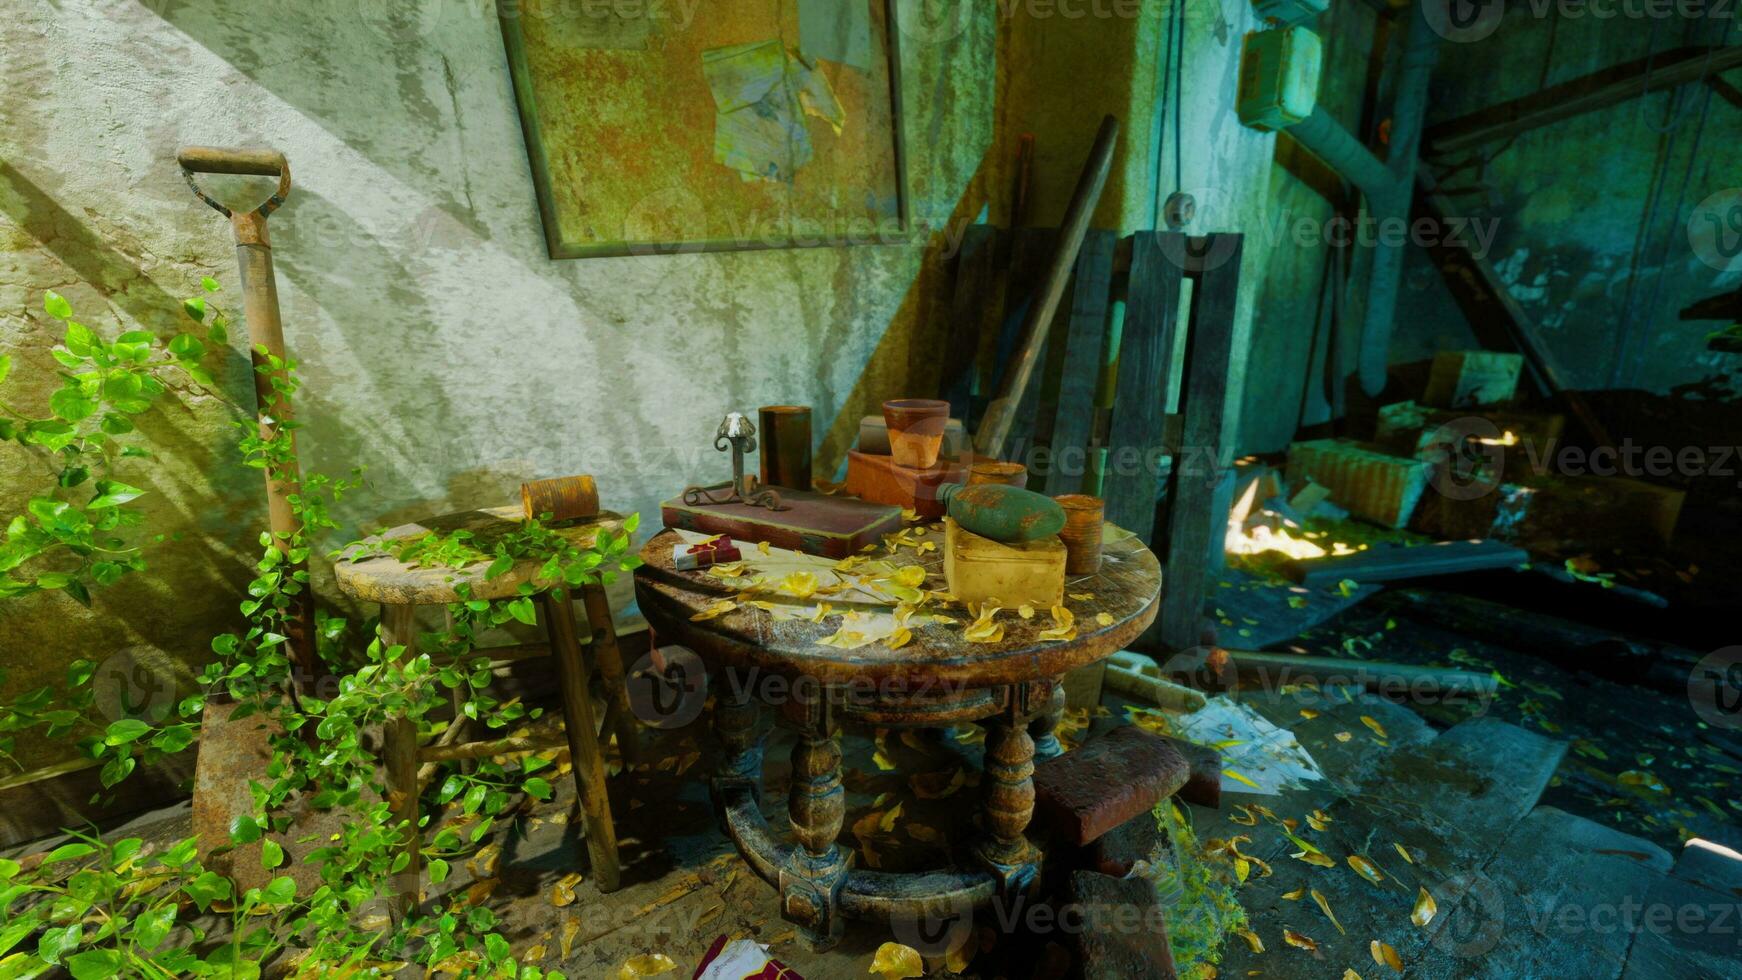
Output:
top-left (182, 870), bottom-right (231, 910)
top-left (506, 597), bottom-right (537, 626)
top-left (103, 718), bottom-right (151, 746)
top-left (201, 276), bottom-right (221, 293)
top-left (64, 949), bottom-right (120, 980)
top-left (428, 858), bottom-right (450, 884)
top-left (48, 387), bottom-right (96, 423)
top-left (0, 859), bottom-right (17, 881)
top-left (87, 482), bottom-right (144, 510)
top-left (168, 334), bottom-right (205, 361)
top-left (229, 814), bottom-right (262, 844)
top-left (261, 839), bottom-right (284, 869)
top-left (43, 291), bottom-right (72, 320)
top-left (485, 933), bottom-right (510, 963)
top-left (182, 297), bottom-right (206, 322)
top-left (41, 843), bottom-right (95, 865)
top-left (99, 752), bottom-right (135, 788)
top-left (521, 777), bottom-right (552, 801)
top-left (258, 876), bottom-right (295, 905)
top-left (129, 904), bottom-right (176, 951)
top-left (0, 355), bottom-right (10, 386)
top-left (158, 837), bottom-right (198, 867)
top-left (36, 924), bottom-right (80, 965)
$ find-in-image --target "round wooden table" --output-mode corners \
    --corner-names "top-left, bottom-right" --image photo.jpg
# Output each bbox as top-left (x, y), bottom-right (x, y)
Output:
top-left (633, 520), bottom-right (1160, 950)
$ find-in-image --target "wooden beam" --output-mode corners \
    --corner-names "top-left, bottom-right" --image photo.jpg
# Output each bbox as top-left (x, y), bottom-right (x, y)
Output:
top-left (1707, 74), bottom-right (1742, 111)
top-left (1426, 45), bottom-right (1742, 156)
top-left (1283, 539), bottom-right (1529, 588)
top-left (1102, 233), bottom-right (1184, 543)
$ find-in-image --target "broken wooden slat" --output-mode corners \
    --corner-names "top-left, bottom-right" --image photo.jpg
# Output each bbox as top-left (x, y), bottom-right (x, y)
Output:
top-left (1045, 229), bottom-right (1117, 495)
top-left (1156, 234), bottom-right (1245, 652)
top-left (1426, 44), bottom-right (1742, 156)
top-left (1283, 539), bottom-right (1529, 588)
top-left (1102, 233), bottom-right (1183, 543)
top-left (1224, 650), bottom-right (1499, 699)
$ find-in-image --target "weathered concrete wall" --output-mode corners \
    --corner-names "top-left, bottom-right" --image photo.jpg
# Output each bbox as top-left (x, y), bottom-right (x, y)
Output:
top-left (0, 0), bottom-right (997, 770)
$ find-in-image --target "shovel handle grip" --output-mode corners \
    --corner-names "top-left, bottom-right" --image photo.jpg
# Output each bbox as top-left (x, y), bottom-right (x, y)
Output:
top-left (177, 146), bottom-right (286, 176)
top-left (177, 146), bottom-right (291, 218)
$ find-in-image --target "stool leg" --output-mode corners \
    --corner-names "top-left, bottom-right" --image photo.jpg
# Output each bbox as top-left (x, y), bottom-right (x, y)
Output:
top-left (974, 699), bottom-right (1038, 894)
top-left (782, 693), bottom-right (847, 952)
top-left (380, 603), bottom-right (422, 919)
top-left (543, 588), bottom-right (621, 892)
top-left (578, 582), bottom-right (641, 767)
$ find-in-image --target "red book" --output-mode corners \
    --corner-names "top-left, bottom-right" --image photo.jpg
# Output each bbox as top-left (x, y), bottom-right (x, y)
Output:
top-left (661, 486), bottom-right (902, 559)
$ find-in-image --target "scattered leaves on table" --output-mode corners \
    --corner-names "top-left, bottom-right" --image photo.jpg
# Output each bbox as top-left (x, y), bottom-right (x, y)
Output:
top-left (617, 953), bottom-right (678, 978)
top-left (1347, 854), bottom-right (1385, 885)
top-left (1283, 929), bottom-right (1319, 952)
top-left (1370, 939), bottom-right (1402, 971)
top-left (1311, 889), bottom-right (1346, 934)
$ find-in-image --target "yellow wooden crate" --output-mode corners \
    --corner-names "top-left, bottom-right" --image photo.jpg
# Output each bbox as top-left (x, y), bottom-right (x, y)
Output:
top-left (942, 517), bottom-right (1066, 610)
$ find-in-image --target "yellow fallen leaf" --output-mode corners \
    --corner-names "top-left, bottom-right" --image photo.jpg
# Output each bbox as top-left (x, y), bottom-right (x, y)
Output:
top-left (617, 953), bottom-right (678, 978)
top-left (1283, 929), bottom-right (1319, 952)
top-left (781, 572), bottom-right (819, 599)
top-left (757, 540), bottom-right (771, 556)
top-left (1393, 843), bottom-right (1414, 865)
top-left (1068, 592), bottom-right (1095, 601)
top-left (690, 599), bottom-right (737, 622)
top-left (526, 944), bottom-right (548, 962)
top-left (1223, 768), bottom-right (1261, 790)
top-left (1018, 604), bottom-right (1036, 619)
top-left (945, 941), bottom-right (973, 974)
top-left (869, 941), bottom-right (925, 979)
top-left (879, 802), bottom-right (904, 833)
top-left (910, 767), bottom-right (968, 799)
top-left (1282, 887), bottom-right (1306, 900)
top-left (1235, 928), bottom-right (1264, 953)
top-left (1300, 708), bottom-right (1320, 720)
top-left (873, 749), bottom-right (897, 771)
top-left (1411, 886), bottom-right (1438, 927)
top-left (1312, 889), bottom-right (1346, 934)
top-left (1360, 715), bottom-right (1388, 739)
top-left (1348, 854), bottom-right (1385, 884)
top-left (892, 565), bottom-right (927, 589)
top-left (1307, 809), bottom-right (1332, 831)
top-left (1370, 939), bottom-right (1402, 971)
top-left (1230, 805), bottom-right (1259, 826)
top-left (1334, 731), bottom-right (1353, 742)
top-left (1343, 972), bottom-right (1363, 980)
top-left (1095, 612), bottom-right (1114, 626)
top-left (886, 628), bottom-right (913, 650)
top-left (1293, 850), bottom-right (1335, 868)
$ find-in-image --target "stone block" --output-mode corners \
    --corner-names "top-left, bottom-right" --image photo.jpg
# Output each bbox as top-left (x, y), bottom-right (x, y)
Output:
top-left (1033, 725), bottom-right (1190, 847)
top-left (1065, 870), bottom-right (1178, 979)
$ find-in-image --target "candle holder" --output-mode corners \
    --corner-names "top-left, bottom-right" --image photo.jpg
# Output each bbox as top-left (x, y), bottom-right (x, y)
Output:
top-left (683, 412), bottom-right (783, 510)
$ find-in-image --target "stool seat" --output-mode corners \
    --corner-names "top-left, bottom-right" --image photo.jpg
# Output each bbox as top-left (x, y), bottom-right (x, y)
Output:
top-left (1032, 725), bottom-right (1192, 847)
top-left (336, 506), bottom-right (626, 604)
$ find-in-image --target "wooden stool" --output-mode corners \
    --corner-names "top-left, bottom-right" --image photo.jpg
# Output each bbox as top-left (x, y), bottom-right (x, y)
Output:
top-left (335, 505), bottom-right (640, 915)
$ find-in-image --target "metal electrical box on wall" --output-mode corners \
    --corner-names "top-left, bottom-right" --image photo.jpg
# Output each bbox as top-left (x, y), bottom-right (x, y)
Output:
top-left (1236, 27), bottom-right (1324, 131)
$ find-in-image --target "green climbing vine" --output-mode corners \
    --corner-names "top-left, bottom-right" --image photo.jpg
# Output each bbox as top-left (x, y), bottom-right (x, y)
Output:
top-left (0, 284), bottom-right (642, 978)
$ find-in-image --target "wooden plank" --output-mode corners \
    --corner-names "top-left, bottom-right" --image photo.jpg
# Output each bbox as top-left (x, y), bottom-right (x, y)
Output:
top-left (1045, 229), bottom-right (1116, 495)
top-left (1102, 233), bottom-right (1183, 543)
top-left (1156, 234), bottom-right (1245, 653)
top-left (993, 227), bottom-right (1057, 457)
top-left (943, 224), bottom-right (998, 421)
top-left (1282, 539), bottom-right (1530, 588)
top-left (1426, 44), bottom-right (1742, 156)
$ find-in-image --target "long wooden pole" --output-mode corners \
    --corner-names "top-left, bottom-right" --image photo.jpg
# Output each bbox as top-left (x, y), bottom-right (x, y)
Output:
top-left (178, 147), bottom-right (316, 700)
top-left (974, 115), bottom-right (1120, 461)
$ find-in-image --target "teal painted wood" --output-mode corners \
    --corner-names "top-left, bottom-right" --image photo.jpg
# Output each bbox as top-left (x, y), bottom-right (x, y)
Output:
top-left (1103, 233), bottom-right (1184, 544)
top-left (1045, 229), bottom-right (1116, 496)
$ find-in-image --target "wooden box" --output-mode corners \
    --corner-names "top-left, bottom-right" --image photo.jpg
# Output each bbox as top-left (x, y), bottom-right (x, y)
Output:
top-left (942, 517), bottom-right (1066, 609)
top-left (843, 450), bottom-right (966, 518)
top-left (661, 487), bottom-right (902, 559)
top-left (1286, 439), bottom-right (1432, 529)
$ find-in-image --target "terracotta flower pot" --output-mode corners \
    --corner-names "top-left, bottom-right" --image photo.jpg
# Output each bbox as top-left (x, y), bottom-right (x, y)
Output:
top-left (1054, 494), bottom-right (1105, 574)
top-left (882, 399), bottom-right (951, 470)
top-left (968, 460), bottom-right (1029, 488)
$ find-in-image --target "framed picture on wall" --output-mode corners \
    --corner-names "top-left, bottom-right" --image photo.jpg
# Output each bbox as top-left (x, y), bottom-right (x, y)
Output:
top-left (499, 0), bottom-right (909, 259)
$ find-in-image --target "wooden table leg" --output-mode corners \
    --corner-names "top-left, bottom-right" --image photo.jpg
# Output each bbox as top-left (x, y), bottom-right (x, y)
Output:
top-left (380, 603), bottom-right (422, 920)
top-left (974, 693), bottom-right (1038, 893)
top-left (712, 668), bottom-right (763, 831)
top-left (781, 693), bottom-right (847, 952)
top-left (1030, 680), bottom-right (1068, 761)
top-left (578, 582), bottom-right (641, 768)
top-left (544, 588), bottom-right (622, 892)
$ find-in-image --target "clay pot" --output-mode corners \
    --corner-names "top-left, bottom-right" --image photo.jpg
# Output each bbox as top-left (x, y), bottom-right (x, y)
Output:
top-left (968, 460), bottom-right (1028, 488)
top-left (1055, 494), bottom-right (1105, 574)
top-left (882, 399), bottom-right (951, 470)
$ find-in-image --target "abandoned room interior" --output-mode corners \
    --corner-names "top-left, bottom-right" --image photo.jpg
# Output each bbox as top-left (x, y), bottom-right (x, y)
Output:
top-left (2, 0), bottom-right (1741, 977)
